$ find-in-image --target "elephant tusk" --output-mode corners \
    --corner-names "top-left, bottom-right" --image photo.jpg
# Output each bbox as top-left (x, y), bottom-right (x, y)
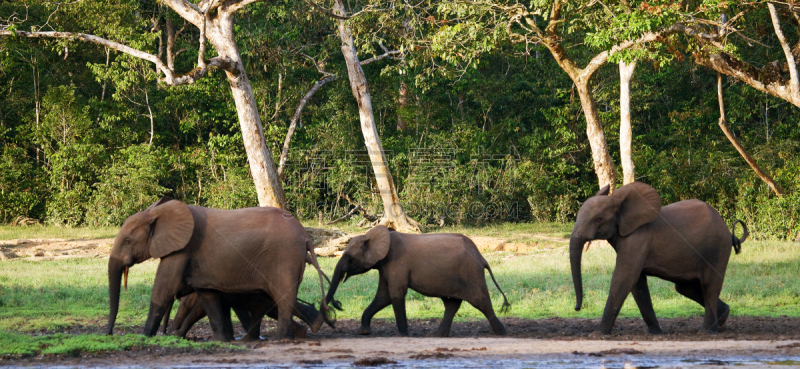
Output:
top-left (124, 267), bottom-right (129, 291)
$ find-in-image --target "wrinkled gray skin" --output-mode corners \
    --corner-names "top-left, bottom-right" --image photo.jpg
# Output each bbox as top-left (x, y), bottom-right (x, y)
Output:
top-left (325, 226), bottom-right (510, 337)
top-left (107, 197), bottom-right (330, 341)
top-left (166, 292), bottom-right (325, 340)
top-left (570, 182), bottom-right (748, 335)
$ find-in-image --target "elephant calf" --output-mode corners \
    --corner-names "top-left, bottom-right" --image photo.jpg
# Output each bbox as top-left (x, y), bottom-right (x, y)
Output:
top-left (325, 225), bottom-right (510, 337)
top-left (164, 292), bottom-right (326, 340)
top-left (570, 182), bottom-right (748, 335)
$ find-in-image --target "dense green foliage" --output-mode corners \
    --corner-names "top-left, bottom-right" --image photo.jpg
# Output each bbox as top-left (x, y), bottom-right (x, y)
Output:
top-left (0, 0), bottom-right (798, 239)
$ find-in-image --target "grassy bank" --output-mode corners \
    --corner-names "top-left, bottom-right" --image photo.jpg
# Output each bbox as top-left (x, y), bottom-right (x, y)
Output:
top-left (0, 222), bottom-right (798, 357)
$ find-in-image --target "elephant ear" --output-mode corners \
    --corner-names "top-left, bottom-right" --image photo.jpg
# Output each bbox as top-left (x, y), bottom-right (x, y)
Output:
top-left (612, 182), bottom-right (662, 237)
top-left (146, 199), bottom-right (194, 259)
top-left (355, 225), bottom-right (391, 268)
top-left (595, 184), bottom-right (611, 197)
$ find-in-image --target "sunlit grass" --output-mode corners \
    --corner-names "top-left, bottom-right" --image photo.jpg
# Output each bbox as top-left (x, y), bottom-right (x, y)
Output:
top-left (0, 225), bottom-right (119, 240)
top-left (0, 225), bottom-right (797, 357)
top-left (2, 239), bottom-right (796, 334)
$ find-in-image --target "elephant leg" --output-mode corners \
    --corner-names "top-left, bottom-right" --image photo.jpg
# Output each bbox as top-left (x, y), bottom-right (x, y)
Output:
top-left (701, 279), bottom-right (724, 333)
top-left (143, 255), bottom-right (189, 337)
top-left (233, 307), bottom-right (262, 341)
top-left (271, 288), bottom-right (298, 340)
top-left (293, 301), bottom-right (323, 333)
top-left (630, 274), bottom-right (662, 334)
top-left (356, 277), bottom-right (392, 335)
top-left (391, 296), bottom-right (409, 336)
top-left (172, 293), bottom-right (200, 337)
top-left (674, 280), bottom-right (730, 328)
top-left (159, 299), bottom-right (174, 335)
top-left (197, 289), bottom-right (233, 342)
top-left (466, 291), bottom-right (506, 336)
top-left (174, 299), bottom-right (207, 338)
top-left (428, 298), bottom-right (462, 337)
top-left (358, 277), bottom-right (391, 335)
top-left (262, 301), bottom-right (307, 339)
top-left (598, 262), bottom-right (643, 335)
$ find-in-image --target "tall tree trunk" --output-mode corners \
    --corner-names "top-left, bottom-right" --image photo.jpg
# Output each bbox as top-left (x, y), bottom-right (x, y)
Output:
top-left (575, 80), bottom-right (617, 191)
top-left (716, 73), bottom-right (784, 196)
top-left (619, 60), bottom-right (636, 185)
top-left (207, 12), bottom-right (286, 208)
top-left (333, 0), bottom-right (421, 232)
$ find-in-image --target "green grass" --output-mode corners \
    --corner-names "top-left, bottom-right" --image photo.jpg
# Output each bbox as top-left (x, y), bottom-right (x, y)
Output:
top-left (1, 223), bottom-right (798, 357)
top-left (0, 331), bottom-right (239, 357)
top-left (0, 225), bottom-right (119, 240)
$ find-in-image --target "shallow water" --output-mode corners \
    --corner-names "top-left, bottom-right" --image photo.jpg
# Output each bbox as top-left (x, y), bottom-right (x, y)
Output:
top-left (13, 355), bottom-right (800, 369)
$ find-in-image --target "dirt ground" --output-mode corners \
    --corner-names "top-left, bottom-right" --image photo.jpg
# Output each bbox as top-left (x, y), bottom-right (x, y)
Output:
top-left (5, 317), bottom-right (800, 367)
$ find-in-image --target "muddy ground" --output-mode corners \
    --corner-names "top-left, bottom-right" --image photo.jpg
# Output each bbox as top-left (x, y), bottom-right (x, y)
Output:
top-left (5, 316), bottom-right (800, 367)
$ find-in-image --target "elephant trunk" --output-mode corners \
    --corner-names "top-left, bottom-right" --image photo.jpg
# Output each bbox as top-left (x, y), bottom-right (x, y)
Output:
top-left (107, 257), bottom-right (125, 335)
top-left (325, 258), bottom-right (346, 309)
top-left (569, 235), bottom-right (586, 311)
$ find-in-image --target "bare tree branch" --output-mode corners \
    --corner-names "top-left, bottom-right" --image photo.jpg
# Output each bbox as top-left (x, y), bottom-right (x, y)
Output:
top-left (768, 2), bottom-right (800, 98)
top-left (716, 73), bottom-right (785, 196)
top-left (277, 75), bottom-right (339, 179)
top-left (0, 30), bottom-right (235, 86)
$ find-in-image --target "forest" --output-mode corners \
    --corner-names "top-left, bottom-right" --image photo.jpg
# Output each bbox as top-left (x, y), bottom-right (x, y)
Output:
top-left (1, 0), bottom-right (799, 240)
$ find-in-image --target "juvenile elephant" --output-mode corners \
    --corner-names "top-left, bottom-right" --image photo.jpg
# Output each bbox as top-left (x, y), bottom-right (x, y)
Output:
top-left (570, 182), bottom-right (748, 334)
top-left (325, 226), bottom-right (510, 337)
top-left (167, 292), bottom-right (325, 340)
top-left (107, 197), bottom-right (331, 341)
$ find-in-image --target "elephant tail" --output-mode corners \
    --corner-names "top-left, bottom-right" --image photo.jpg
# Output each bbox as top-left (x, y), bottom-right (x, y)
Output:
top-left (306, 240), bottom-right (336, 328)
top-left (731, 219), bottom-right (748, 255)
top-left (485, 265), bottom-right (511, 314)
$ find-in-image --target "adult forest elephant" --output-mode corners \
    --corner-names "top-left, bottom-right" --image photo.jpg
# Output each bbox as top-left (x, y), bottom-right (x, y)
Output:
top-left (570, 182), bottom-right (748, 335)
top-left (107, 197), bottom-right (331, 341)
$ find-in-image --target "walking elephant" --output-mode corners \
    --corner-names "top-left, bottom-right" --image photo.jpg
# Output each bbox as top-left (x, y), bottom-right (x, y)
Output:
top-left (570, 182), bottom-right (748, 335)
top-left (325, 225), bottom-right (510, 337)
top-left (107, 197), bottom-right (331, 341)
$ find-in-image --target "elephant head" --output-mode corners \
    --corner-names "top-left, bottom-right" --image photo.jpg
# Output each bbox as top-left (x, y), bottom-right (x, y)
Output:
top-left (325, 225), bottom-right (391, 305)
top-left (570, 182), bottom-right (661, 311)
top-left (107, 197), bottom-right (194, 335)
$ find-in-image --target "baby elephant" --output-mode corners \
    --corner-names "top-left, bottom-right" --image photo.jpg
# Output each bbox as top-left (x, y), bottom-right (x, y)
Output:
top-left (325, 225), bottom-right (510, 337)
top-left (166, 291), bottom-right (326, 340)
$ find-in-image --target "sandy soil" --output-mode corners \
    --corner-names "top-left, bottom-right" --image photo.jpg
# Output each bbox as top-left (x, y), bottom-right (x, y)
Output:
top-left (6, 317), bottom-right (800, 367)
top-left (0, 238), bottom-right (113, 261)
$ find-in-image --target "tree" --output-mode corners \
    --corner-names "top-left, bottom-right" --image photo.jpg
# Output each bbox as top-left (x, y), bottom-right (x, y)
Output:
top-left (332, 0), bottom-right (422, 232)
top-left (1, 0), bottom-right (286, 207)
top-left (619, 60), bottom-right (637, 185)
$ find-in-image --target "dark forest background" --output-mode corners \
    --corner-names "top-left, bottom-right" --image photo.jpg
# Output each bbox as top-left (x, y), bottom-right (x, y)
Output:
top-left (1, 1), bottom-right (798, 240)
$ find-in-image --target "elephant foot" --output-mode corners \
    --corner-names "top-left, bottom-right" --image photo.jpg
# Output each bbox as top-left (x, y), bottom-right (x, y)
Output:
top-left (489, 318), bottom-right (507, 336)
top-left (310, 312), bottom-right (325, 333)
top-left (356, 326), bottom-right (372, 335)
top-left (718, 305), bottom-right (730, 327)
top-left (647, 327), bottom-right (664, 335)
